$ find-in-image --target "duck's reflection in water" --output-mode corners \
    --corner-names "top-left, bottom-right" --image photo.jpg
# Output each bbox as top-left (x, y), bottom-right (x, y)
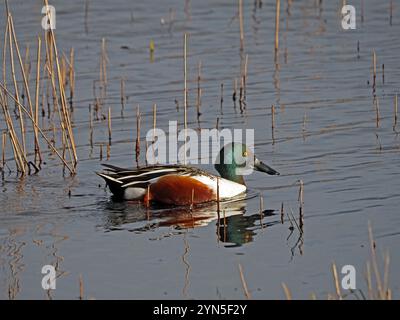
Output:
top-left (102, 193), bottom-right (280, 246)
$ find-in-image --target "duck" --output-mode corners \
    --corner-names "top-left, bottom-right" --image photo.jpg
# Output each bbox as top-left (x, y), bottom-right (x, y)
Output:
top-left (97, 142), bottom-right (279, 206)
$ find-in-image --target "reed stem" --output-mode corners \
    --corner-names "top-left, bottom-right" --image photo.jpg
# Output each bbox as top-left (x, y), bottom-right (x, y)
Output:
top-left (183, 33), bottom-right (188, 165)
top-left (0, 82), bottom-right (75, 173)
top-left (135, 105), bottom-right (141, 167)
top-left (1, 131), bottom-right (6, 169)
top-left (238, 264), bottom-right (251, 299)
top-left (372, 50), bottom-right (376, 94)
top-left (69, 47), bottom-right (75, 110)
top-left (34, 36), bottom-right (43, 165)
top-left (8, 16), bottom-right (26, 163)
top-left (275, 0), bottom-right (281, 54)
top-left (239, 0), bottom-right (244, 52)
top-left (281, 283), bottom-right (292, 300)
top-left (108, 107), bottom-right (112, 144)
top-left (331, 262), bottom-right (342, 299)
top-left (197, 61), bottom-right (201, 117)
top-left (298, 179), bottom-right (304, 230)
top-left (120, 77), bottom-right (125, 115)
top-left (394, 94), bottom-right (398, 130)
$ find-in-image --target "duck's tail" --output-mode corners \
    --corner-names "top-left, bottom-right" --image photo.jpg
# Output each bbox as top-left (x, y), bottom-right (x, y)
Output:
top-left (96, 171), bottom-right (125, 198)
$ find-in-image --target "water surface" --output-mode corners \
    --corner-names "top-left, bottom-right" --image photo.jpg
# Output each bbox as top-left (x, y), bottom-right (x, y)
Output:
top-left (0, 0), bottom-right (399, 299)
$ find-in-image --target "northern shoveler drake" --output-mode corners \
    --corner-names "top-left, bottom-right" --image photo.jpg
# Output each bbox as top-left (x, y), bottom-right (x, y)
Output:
top-left (97, 143), bottom-right (279, 206)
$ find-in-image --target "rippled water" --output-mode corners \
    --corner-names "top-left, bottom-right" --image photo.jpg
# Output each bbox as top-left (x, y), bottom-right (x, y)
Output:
top-left (0, 0), bottom-right (399, 299)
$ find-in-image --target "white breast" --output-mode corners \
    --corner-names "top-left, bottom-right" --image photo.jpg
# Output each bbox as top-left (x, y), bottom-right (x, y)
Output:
top-left (124, 187), bottom-right (146, 200)
top-left (192, 175), bottom-right (246, 199)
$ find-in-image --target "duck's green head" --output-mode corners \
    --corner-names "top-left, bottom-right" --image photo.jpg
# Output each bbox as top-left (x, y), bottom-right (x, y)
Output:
top-left (214, 143), bottom-right (279, 185)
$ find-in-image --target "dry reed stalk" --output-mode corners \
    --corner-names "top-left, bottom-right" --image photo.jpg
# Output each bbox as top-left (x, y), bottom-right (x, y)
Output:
top-left (271, 104), bottom-right (275, 130)
top-left (233, 77), bottom-right (237, 102)
top-left (2, 19), bottom-right (26, 172)
top-left (10, 15), bottom-right (45, 168)
top-left (216, 177), bottom-right (221, 222)
top-left (281, 283), bottom-right (292, 300)
top-left (197, 61), bottom-right (201, 117)
top-left (280, 202), bottom-right (284, 224)
top-left (383, 251), bottom-right (390, 299)
top-left (223, 209), bottom-right (227, 242)
top-left (394, 94), bottom-right (398, 130)
top-left (220, 83), bottom-right (224, 110)
top-left (365, 261), bottom-right (373, 299)
top-left (61, 122), bottom-right (66, 163)
top-left (135, 105), bottom-right (141, 167)
top-left (239, 76), bottom-right (244, 112)
top-left (331, 262), bottom-right (342, 299)
top-left (120, 77), bottom-right (125, 115)
top-left (145, 140), bottom-right (149, 166)
top-left (44, 31), bottom-right (54, 118)
top-left (239, 0), bottom-right (244, 52)
top-left (10, 15), bottom-right (36, 119)
top-left (382, 64), bottom-right (385, 84)
top-left (0, 82), bottom-right (74, 173)
top-left (152, 103), bottom-right (157, 141)
top-left (1, 131), bottom-right (6, 169)
top-left (368, 222), bottom-right (385, 299)
top-left (34, 36), bottom-right (43, 165)
top-left (79, 274), bottom-right (84, 300)
top-left (89, 105), bottom-right (93, 147)
top-left (69, 47), bottom-right (75, 110)
top-left (108, 107), bottom-right (112, 144)
top-left (0, 92), bottom-right (26, 172)
top-left (259, 194), bottom-right (264, 228)
top-left (243, 54), bottom-right (248, 97)
top-left (275, 0), bottom-right (281, 54)
top-left (375, 97), bottom-right (380, 127)
top-left (7, 16), bottom-right (26, 160)
top-left (372, 50), bottom-right (376, 93)
top-left (238, 264), bottom-right (251, 299)
top-left (99, 143), bottom-right (103, 161)
top-left (21, 44), bottom-right (30, 105)
top-left (271, 105), bottom-right (275, 144)
top-left (43, 5), bottom-right (78, 167)
top-left (298, 179), bottom-right (304, 229)
top-left (61, 56), bottom-right (67, 89)
top-left (23, 43), bottom-right (31, 78)
top-left (150, 103), bottom-right (156, 162)
top-left (2, 16), bottom-right (8, 87)
top-left (100, 38), bottom-right (108, 103)
top-left (106, 142), bottom-right (110, 160)
top-left (183, 33), bottom-right (188, 165)
top-left (55, 66), bottom-right (76, 165)
top-left (361, 0), bottom-right (364, 23)
top-left (53, 46), bottom-right (77, 167)
top-left (390, 0), bottom-right (393, 26)
top-left (45, 63), bottom-right (74, 168)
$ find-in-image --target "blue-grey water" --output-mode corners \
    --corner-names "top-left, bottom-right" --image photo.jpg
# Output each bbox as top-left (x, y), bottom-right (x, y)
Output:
top-left (0, 0), bottom-right (399, 299)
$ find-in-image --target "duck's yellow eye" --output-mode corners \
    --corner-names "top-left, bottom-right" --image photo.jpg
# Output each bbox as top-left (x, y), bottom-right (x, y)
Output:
top-left (243, 151), bottom-right (248, 157)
